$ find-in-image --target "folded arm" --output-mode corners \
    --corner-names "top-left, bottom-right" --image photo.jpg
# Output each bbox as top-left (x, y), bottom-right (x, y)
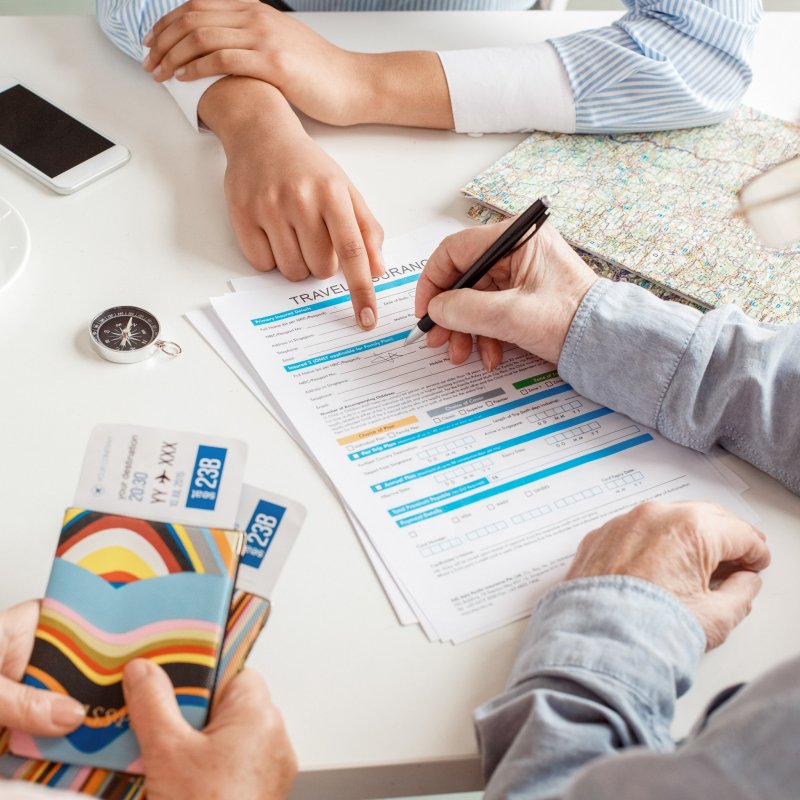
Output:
top-left (443, 0), bottom-right (760, 133)
top-left (140, 0), bottom-right (759, 136)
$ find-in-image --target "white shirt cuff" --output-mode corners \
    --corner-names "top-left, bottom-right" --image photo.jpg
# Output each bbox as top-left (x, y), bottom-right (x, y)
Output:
top-left (163, 74), bottom-right (225, 133)
top-left (437, 42), bottom-right (576, 134)
top-left (142, 47), bottom-right (223, 133)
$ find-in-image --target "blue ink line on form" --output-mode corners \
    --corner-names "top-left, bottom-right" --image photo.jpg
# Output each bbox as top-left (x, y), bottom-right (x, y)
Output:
top-left (394, 434), bottom-right (654, 527)
top-left (250, 273), bottom-right (421, 326)
top-left (349, 384), bottom-right (573, 460)
top-left (387, 479), bottom-right (490, 517)
top-left (284, 330), bottom-right (409, 372)
top-left (370, 407), bottom-right (614, 491)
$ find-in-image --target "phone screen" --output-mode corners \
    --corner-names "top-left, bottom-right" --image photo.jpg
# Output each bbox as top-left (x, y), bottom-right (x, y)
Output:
top-left (0, 84), bottom-right (114, 178)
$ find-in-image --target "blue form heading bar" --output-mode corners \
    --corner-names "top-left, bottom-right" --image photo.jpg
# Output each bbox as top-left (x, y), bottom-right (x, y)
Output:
top-left (251, 273), bottom-right (421, 326)
top-left (370, 407), bottom-right (613, 491)
top-left (349, 383), bottom-right (572, 460)
top-left (284, 330), bottom-right (409, 372)
top-left (388, 478), bottom-right (489, 517)
top-left (394, 434), bottom-right (654, 527)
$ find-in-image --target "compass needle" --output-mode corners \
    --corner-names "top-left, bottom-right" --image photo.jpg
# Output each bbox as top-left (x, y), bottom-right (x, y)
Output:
top-left (89, 305), bottom-right (179, 364)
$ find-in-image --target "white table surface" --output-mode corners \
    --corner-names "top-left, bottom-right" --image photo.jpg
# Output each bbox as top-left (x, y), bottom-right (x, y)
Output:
top-left (1, 11), bottom-right (799, 799)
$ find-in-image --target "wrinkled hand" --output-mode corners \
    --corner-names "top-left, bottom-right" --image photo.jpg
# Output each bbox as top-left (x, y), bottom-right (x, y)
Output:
top-left (415, 218), bottom-right (597, 370)
top-left (144, 0), bottom-right (371, 127)
top-left (566, 501), bottom-right (771, 649)
top-left (199, 77), bottom-right (384, 329)
top-left (123, 660), bottom-right (296, 800)
top-left (0, 600), bottom-right (85, 736)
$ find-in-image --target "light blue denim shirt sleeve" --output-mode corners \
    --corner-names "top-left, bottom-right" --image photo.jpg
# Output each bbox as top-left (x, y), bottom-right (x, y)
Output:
top-left (476, 280), bottom-right (800, 799)
top-left (475, 576), bottom-right (705, 799)
top-left (558, 279), bottom-right (800, 494)
top-left (475, 575), bottom-right (800, 800)
top-left (477, 576), bottom-right (800, 799)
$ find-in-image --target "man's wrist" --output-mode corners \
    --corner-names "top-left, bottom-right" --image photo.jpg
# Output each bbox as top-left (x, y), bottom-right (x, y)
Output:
top-left (557, 281), bottom-right (703, 429)
top-left (546, 272), bottom-right (598, 365)
top-left (513, 576), bottom-right (705, 704)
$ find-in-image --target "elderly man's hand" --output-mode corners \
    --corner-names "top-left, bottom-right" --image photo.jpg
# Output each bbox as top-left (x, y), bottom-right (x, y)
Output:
top-left (0, 600), bottom-right (85, 735)
top-left (415, 218), bottom-right (597, 370)
top-left (123, 660), bottom-right (297, 800)
top-left (566, 501), bottom-right (771, 649)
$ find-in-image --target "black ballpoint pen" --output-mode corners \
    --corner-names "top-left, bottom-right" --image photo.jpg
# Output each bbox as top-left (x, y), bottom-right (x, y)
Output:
top-left (404, 196), bottom-right (552, 345)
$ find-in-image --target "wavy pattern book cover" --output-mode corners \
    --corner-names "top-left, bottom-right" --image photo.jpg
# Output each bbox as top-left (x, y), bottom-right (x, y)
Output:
top-left (0, 591), bottom-right (270, 796)
top-left (8, 508), bottom-right (243, 773)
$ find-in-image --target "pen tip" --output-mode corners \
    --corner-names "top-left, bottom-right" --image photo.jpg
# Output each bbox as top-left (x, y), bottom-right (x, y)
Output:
top-left (404, 326), bottom-right (424, 346)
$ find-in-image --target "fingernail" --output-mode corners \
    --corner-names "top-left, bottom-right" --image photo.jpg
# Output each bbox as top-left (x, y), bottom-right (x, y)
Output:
top-left (481, 351), bottom-right (494, 372)
top-left (153, 65), bottom-right (163, 78)
top-left (360, 308), bottom-right (376, 329)
top-left (123, 659), bottom-right (150, 688)
top-left (175, 67), bottom-right (186, 78)
top-left (51, 695), bottom-right (86, 727)
top-left (144, 30), bottom-right (154, 46)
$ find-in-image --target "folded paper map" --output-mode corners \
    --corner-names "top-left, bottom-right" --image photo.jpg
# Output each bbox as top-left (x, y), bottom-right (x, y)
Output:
top-left (462, 106), bottom-right (800, 324)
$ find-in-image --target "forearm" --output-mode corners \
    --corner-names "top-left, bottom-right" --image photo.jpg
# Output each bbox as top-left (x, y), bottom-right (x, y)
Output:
top-left (347, 51), bottom-right (454, 130)
top-left (558, 280), bottom-right (800, 494)
top-left (476, 577), bottom-right (704, 800)
top-left (431, 0), bottom-right (759, 135)
top-left (198, 77), bottom-right (305, 147)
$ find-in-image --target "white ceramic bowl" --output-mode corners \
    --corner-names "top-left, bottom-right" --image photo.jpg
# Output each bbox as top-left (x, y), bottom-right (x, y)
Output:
top-left (0, 196), bottom-right (30, 294)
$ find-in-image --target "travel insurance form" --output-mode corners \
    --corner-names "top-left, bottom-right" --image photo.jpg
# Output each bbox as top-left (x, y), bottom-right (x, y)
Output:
top-left (209, 223), bottom-right (754, 643)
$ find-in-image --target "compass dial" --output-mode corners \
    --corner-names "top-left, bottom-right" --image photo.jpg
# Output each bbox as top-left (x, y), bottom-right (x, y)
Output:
top-left (90, 306), bottom-right (160, 353)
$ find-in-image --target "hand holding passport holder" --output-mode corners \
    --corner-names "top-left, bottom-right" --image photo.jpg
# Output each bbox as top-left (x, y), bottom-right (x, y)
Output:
top-left (7, 508), bottom-right (245, 774)
top-left (0, 590), bottom-right (270, 797)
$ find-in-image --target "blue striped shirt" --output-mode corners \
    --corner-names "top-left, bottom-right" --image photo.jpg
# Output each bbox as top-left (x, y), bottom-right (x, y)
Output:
top-left (96, 0), bottom-right (759, 133)
top-left (551, 0), bottom-right (760, 132)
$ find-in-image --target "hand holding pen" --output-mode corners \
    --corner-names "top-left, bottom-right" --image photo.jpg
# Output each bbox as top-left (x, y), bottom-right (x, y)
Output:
top-left (411, 199), bottom-right (599, 371)
top-left (406, 198), bottom-right (551, 346)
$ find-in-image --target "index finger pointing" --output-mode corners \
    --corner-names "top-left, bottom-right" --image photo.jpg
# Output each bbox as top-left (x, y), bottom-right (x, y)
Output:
top-left (323, 198), bottom-right (377, 330)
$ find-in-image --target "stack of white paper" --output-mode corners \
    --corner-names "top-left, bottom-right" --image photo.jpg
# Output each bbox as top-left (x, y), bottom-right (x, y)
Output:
top-left (187, 221), bottom-right (753, 643)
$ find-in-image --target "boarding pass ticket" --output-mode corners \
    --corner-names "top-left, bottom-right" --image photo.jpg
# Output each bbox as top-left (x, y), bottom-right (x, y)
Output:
top-left (74, 424), bottom-right (304, 598)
